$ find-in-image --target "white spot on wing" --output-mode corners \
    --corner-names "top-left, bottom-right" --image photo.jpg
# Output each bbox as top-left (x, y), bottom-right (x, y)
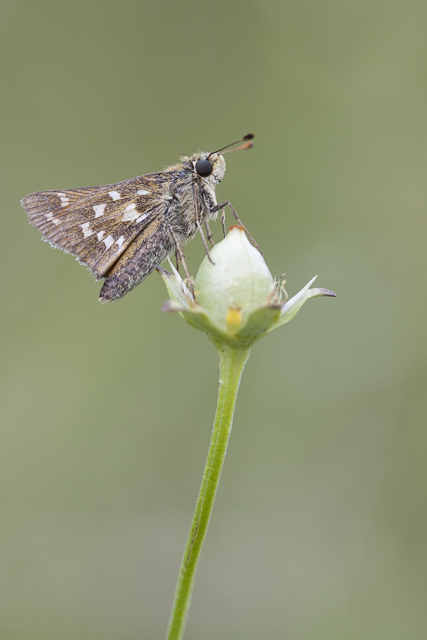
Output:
top-left (136, 213), bottom-right (148, 223)
top-left (44, 212), bottom-right (60, 225)
top-left (80, 222), bottom-right (94, 238)
top-left (108, 191), bottom-right (121, 200)
top-left (122, 202), bottom-right (140, 222)
top-left (97, 231), bottom-right (105, 241)
top-left (93, 204), bottom-right (106, 218)
top-left (116, 236), bottom-right (125, 248)
top-left (137, 189), bottom-right (150, 195)
top-left (103, 235), bottom-right (114, 249)
top-left (57, 192), bottom-right (70, 207)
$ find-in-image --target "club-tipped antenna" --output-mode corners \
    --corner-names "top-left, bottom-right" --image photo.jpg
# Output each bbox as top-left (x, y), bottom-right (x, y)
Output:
top-left (209, 133), bottom-right (254, 157)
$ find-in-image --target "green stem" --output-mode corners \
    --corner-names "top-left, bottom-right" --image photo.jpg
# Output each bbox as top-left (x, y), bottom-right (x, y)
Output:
top-left (166, 341), bottom-right (251, 640)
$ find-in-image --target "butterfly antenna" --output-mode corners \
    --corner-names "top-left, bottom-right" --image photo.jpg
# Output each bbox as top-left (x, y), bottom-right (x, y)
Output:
top-left (209, 133), bottom-right (254, 157)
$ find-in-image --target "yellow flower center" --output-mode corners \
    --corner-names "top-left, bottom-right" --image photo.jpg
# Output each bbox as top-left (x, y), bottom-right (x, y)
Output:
top-left (226, 308), bottom-right (243, 334)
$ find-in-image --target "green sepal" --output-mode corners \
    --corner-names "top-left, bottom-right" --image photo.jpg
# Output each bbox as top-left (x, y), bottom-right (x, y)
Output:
top-left (236, 306), bottom-right (281, 340)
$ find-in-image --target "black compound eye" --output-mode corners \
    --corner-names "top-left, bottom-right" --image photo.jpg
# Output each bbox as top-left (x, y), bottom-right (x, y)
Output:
top-left (195, 158), bottom-right (213, 177)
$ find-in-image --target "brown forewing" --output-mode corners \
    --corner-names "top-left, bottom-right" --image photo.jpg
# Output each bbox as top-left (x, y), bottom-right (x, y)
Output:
top-left (21, 173), bottom-right (174, 277)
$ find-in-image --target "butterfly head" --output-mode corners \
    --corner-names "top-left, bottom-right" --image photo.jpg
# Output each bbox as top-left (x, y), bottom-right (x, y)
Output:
top-left (184, 134), bottom-right (254, 187)
top-left (190, 151), bottom-right (226, 186)
top-left (177, 134), bottom-right (254, 189)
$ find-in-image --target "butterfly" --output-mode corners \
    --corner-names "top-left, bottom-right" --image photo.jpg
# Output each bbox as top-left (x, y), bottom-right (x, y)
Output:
top-left (21, 134), bottom-right (255, 303)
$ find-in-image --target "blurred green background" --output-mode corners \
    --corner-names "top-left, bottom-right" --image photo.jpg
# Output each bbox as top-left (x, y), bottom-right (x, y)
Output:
top-left (1, 1), bottom-right (426, 638)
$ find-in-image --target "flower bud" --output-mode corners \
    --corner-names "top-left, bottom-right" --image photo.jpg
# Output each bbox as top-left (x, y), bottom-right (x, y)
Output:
top-left (195, 227), bottom-right (275, 333)
top-left (159, 226), bottom-right (335, 347)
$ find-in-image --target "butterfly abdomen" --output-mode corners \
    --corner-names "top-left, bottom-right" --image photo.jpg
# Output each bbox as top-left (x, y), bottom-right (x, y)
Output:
top-left (98, 217), bottom-right (172, 303)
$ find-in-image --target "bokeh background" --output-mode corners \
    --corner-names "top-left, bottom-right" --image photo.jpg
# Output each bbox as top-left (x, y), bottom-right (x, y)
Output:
top-left (1, 1), bottom-right (426, 638)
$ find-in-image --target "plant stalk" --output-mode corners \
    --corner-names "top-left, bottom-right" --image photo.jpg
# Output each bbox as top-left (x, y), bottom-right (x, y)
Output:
top-left (166, 341), bottom-right (251, 640)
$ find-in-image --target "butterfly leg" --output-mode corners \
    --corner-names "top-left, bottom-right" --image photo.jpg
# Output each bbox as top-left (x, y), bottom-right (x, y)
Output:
top-left (192, 182), bottom-right (214, 264)
top-left (204, 220), bottom-right (215, 246)
top-left (213, 201), bottom-right (263, 254)
top-left (168, 227), bottom-right (192, 282)
top-left (195, 221), bottom-right (215, 265)
top-left (220, 208), bottom-right (226, 238)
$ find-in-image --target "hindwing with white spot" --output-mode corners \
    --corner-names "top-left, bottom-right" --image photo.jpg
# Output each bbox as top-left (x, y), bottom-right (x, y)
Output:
top-left (21, 173), bottom-right (173, 277)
